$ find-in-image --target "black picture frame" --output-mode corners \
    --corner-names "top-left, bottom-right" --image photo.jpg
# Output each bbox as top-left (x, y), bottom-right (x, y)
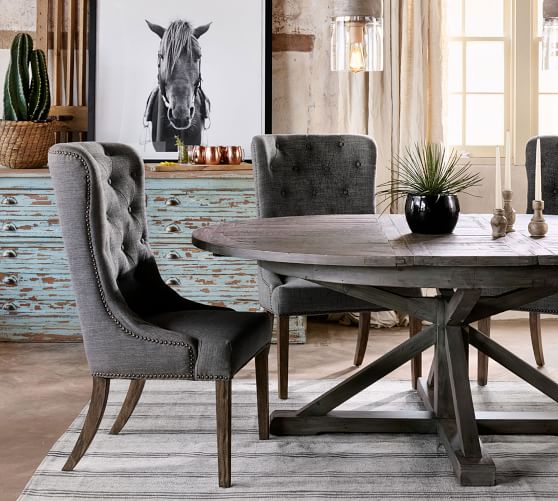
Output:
top-left (88, 0), bottom-right (272, 162)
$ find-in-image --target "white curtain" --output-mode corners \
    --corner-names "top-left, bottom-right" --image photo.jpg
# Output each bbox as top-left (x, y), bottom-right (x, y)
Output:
top-left (338, 0), bottom-right (447, 213)
top-left (333, 0), bottom-right (447, 328)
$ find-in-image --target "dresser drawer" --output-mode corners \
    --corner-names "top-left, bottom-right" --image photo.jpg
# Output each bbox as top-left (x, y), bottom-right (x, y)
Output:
top-left (0, 313), bottom-right (81, 341)
top-left (0, 216), bottom-right (61, 238)
top-left (0, 191), bottom-right (57, 214)
top-left (0, 297), bottom-right (77, 316)
top-left (0, 242), bottom-right (68, 272)
top-left (147, 189), bottom-right (256, 212)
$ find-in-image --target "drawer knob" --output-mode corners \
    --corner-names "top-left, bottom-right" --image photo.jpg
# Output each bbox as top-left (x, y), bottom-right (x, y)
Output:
top-left (165, 197), bottom-right (181, 206)
top-left (2, 276), bottom-right (17, 286)
top-left (165, 224), bottom-right (180, 233)
top-left (2, 303), bottom-right (16, 311)
top-left (165, 251), bottom-right (181, 260)
top-left (165, 277), bottom-right (181, 286)
top-left (2, 250), bottom-right (17, 258)
top-left (1, 196), bottom-right (17, 205)
top-left (2, 223), bottom-right (17, 232)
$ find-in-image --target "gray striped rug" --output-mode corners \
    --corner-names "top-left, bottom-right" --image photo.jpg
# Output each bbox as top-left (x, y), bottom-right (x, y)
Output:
top-left (18, 379), bottom-right (558, 500)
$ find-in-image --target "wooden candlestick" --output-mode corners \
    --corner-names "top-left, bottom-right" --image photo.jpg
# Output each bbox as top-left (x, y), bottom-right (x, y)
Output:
top-left (528, 200), bottom-right (548, 238)
top-left (502, 190), bottom-right (516, 233)
top-left (490, 209), bottom-right (507, 239)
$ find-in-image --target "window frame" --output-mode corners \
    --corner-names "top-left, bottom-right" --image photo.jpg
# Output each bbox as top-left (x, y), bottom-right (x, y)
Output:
top-left (446, 0), bottom-right (512, 158)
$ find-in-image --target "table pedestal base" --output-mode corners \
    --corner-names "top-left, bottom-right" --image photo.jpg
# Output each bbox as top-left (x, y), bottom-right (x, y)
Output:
top-left (269, 287), bottom-right (558, 487)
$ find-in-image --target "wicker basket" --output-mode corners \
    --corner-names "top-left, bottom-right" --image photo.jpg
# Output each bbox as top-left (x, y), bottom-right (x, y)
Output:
top-left (0, 120), bottom-right (56, 169)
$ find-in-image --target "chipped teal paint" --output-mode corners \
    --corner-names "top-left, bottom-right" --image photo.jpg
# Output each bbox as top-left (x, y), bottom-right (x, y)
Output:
top-left (0, 171), bottom-right (306, 343)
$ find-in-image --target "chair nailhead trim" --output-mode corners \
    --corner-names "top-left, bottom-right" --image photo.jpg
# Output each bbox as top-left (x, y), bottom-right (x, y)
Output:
top-left (51, 150), bottom-right (197, 378)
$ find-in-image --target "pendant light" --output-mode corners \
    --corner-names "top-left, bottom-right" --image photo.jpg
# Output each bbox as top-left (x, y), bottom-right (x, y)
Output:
top-left (543, 0), bottom-right (558, 71)
top-left (331, 0), bottom-right (384, 73)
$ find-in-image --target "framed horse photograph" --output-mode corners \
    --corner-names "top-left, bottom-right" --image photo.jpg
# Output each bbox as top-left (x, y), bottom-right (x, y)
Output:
top-left (88, 0), bottom-right (271, 161)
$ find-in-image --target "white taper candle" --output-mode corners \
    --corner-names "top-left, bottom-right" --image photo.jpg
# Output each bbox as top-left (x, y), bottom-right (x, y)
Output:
top-left (535, 138), bottom-right (542, 201)
top-left (495, 146), bottom-right (502, 209)
top-left (505, 130), bottom-right (511, 190)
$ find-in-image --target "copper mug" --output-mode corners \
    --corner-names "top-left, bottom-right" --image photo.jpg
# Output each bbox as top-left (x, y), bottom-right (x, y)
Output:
top-left (226, 146), bottom-right (244, 165)
top-left (192, 145), bottom-right (206, 164)
top-left (205, 146), bottom-right (222, 165)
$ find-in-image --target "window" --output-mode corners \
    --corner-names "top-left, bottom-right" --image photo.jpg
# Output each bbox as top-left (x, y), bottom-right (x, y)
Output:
top-left (446, 0), bottom-right (558, 160)
top-left (536, 0), bottom-right (558, 135)
top-left (446, 0), bottom-right (510, 156)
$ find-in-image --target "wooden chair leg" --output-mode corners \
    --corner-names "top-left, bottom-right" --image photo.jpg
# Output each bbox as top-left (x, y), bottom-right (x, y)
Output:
top-left (477, 317), bottom-right (491, 386)
top-left (277, 315), bottom-right (290, 400)
top-left (216, 379), bottom-right (232, 488)
top-left (529, 312), bottom-right (545, 367)
top-left (63, 377), bottom-right (110, 471)
top-left (110, 379), bottom-right (146, 435)
top-left (255, 346), bottom-right (270, 440)
top-left (410, 316), bottom-right (422, 389)
top-left (354, 312), bottom-right (371, 366)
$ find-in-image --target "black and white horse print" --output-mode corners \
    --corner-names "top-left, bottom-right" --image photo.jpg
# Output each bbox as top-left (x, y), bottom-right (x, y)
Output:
top-left (144, 20), bottom-right (211, 152)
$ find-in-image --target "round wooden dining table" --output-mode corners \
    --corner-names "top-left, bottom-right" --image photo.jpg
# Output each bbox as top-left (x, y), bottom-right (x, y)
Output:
top-left (192, 213), bottom-right (558, 487)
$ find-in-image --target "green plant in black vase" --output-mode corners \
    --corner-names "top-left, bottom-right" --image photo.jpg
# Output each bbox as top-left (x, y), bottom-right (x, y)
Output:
top-left (377, 143), bottom-right (482, 234)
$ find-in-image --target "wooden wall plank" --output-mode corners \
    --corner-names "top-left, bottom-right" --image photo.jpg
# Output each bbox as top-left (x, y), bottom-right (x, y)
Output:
top-left (35, 0), bottom-right (49, 54)
top-left (272, 33), bottom-right (315, 53)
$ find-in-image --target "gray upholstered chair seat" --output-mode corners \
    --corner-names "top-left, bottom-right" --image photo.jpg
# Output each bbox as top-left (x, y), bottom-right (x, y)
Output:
top-left (482, 288), bottom-right (558, 315)
top-left (145, 310), bottom-right (271, 378)
top-left (270, 277), bottom-right (388, 316)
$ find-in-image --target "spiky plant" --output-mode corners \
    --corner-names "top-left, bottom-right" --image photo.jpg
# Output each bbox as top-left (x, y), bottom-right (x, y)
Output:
top-left (377, 143), bottom-right (482, 207)
top-left (3, 33), bottom-right (51, 121)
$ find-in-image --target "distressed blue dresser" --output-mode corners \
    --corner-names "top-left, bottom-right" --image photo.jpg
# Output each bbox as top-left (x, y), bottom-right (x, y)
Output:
top-left (0, 168), bottom-right (305, 342)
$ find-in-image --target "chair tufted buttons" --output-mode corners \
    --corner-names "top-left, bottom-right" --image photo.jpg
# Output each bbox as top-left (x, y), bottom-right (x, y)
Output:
top-left (128, 206), bottom-right (132, 213)
top-left (140, 237), bottom-right (146, 244)
top-left (121, 245), bottom-right (125, 252)
top-left (292, 164), bottom-right (299, 172)
top-left (343, 188), bottom-right (349, 196)
top-left (107, 178), bottom-right (112, 185)
top-left (305, 143), bottom-right (312, 151)
top-left (280, 189), bottom-right (287, 197)
top-left (355, 160), bottom-right (362, 168)
top-left (338, 141), bottom-right (345, 147)
top-left (554, 189), bottom-right (558, 195)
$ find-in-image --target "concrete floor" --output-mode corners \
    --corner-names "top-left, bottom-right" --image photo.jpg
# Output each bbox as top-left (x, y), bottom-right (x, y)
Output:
top-left (2, 318), bottom-right (558, 500)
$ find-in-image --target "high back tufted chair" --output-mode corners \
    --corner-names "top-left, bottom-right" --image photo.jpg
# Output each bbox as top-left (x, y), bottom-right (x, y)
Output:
top-left (48, 142), bottom-right (272, 488)
top-left (252, 134), bottom-right (422, 399)
top-left (478, 136), bottom-right (558, 386)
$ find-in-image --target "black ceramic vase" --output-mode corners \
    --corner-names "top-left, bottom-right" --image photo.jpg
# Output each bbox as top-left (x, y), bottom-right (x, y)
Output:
top-left (404, 194), bottom-right (460, 234)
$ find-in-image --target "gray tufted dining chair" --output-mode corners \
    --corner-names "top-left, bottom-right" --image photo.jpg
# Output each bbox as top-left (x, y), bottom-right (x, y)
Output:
top-left (479, 136), bottom-right (558, 385)
top-left (48, 142), bottom-right (272, 488)
top-left (252, 134), bottom-right (422, 399)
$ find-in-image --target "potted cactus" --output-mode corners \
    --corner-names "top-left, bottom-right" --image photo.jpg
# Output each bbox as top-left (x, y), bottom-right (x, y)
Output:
top-left (0, 33), bottom-right (54, 168)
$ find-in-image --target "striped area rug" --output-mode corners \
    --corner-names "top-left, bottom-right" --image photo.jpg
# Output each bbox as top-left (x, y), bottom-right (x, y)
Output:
top-left (19, 379), bottom-right (558, 500)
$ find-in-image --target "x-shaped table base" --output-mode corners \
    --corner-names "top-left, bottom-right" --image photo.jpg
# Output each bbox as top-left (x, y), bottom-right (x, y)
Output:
top-left (269, 285), bottom-right (558, 486)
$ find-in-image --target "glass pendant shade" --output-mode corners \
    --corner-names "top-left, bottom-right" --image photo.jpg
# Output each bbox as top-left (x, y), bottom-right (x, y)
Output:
top-left (330, 0), bottom-right (383, 72)
top-left (543, 0), bottom-right (558, 71)
top-left (331, 16), bottom-right (384, 72)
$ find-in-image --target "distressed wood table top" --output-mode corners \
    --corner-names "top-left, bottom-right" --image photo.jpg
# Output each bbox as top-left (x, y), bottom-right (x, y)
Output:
top-left (193, 213), bottom-right (558, 268)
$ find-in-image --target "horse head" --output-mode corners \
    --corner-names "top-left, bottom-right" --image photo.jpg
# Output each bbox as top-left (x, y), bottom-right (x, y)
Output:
top-left (147, 20), bottom-right (211, 131)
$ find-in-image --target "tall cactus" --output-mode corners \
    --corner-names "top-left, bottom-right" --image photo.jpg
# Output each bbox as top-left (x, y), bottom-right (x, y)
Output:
top-left (3, 33), bottom-right (51, 121)
top-left (29, 49), bottom-right (50, 121)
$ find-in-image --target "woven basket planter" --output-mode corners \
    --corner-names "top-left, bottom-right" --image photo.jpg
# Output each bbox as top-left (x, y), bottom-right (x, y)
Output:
top-left (0, 120), bottom-right (56, 169)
